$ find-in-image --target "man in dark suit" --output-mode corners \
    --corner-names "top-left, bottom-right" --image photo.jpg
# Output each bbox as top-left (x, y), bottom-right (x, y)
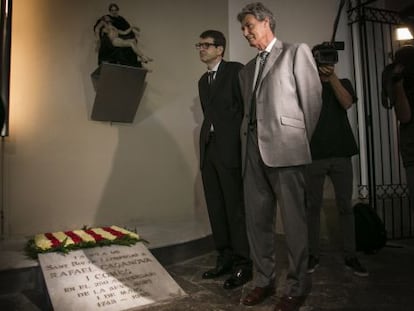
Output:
top-left (236, 3), bottom-right (322, 310)
top-left (196, 30), bottom-right (252, 290)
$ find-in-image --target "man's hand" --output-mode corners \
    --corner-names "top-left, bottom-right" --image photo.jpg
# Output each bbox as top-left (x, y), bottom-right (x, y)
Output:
top-left (319, 64), bottom-right (353, 109)
top-left (318, 65), bottom-right (334, 77)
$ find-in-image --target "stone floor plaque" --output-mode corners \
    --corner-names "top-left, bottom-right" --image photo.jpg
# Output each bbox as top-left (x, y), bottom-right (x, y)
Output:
top-left (38, 243), bottom-right (186, 311)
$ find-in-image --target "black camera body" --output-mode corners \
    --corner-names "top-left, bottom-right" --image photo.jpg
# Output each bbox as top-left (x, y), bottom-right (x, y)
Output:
top-left (312, 41), bottom-right (345, 66)
top-left (381, 45), bottom-right (414, 109)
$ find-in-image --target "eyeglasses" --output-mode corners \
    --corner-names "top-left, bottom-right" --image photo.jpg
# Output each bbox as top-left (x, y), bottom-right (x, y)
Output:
top-left (195, 42), bottom-right (218, 50)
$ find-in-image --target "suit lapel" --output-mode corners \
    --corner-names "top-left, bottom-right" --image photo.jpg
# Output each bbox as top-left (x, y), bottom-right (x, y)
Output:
top-left (244, 61), bottom-right (255, 99)
top-left (260, 40), bottom-right (283, 83)
top-left (200, 74), bottom-right (210, 105)
top-left (208, 61), bottom-right (226, 100)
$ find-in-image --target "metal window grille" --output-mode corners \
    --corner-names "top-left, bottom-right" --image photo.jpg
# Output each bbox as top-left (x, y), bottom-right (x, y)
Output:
top-left (348, 1), bottom-right (413, 239)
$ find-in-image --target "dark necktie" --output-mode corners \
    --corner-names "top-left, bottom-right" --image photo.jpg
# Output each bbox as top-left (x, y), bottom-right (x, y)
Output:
top-left (249, 51), bottom-right (269, 126)
top-left (207, 71), bottom-right (215, 85)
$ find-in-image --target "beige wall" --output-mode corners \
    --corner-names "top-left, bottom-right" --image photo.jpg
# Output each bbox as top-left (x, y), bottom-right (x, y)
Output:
top-left (5, 0), bottom-right (227, 236)
top-left (3, 0), bottom-right (340, 237)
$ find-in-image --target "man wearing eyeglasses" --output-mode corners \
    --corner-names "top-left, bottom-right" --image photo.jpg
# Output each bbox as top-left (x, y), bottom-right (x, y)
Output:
top-left (196, 30), bottom-right (252, 290)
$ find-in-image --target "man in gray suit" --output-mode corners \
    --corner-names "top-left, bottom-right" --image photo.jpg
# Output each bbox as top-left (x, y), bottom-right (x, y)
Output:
top-left (237, 3), bottom-right (322, 311)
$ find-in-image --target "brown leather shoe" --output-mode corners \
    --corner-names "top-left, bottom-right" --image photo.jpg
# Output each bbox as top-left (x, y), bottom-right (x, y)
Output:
top-left (274, 295), bottom-right (306, 311)
top-left (241, 286), bottom-right (275, 306)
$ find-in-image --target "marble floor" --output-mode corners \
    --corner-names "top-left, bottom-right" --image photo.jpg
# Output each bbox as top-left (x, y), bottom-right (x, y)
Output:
top-left (1, 222), bottom-right (414, 310)
top-left (147, 236), bottom-right (414, 311)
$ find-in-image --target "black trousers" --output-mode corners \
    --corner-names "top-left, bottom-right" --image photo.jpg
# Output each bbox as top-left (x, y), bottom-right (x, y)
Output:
top-left (201, 133), bottom-right (251, 267)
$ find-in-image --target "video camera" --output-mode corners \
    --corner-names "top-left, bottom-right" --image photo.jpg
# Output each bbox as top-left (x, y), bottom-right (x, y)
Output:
top-left (312, 41), bottom-right (345, 66)
top-left (313, 0), bottom-right (346, 66)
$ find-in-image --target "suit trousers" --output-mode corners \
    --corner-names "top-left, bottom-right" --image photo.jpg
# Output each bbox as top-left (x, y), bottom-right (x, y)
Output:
top-left (305, 157), bottom-right (356, 259)
top-left (201, 133), bottom-right (250, 265)
top-left (244, 128), bottom-right (311, 296)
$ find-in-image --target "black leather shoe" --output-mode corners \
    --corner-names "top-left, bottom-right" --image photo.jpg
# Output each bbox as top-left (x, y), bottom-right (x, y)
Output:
top-left (223, 268), bottom-right (252, 289)
top-left (202, 264), bottom-right (232, 279)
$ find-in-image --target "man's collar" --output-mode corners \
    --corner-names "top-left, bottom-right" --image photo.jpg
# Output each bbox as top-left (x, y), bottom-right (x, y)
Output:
top-left (208, 59), bottom-right (222, 72)
top-left (264, 37), bottom-right (277, 53)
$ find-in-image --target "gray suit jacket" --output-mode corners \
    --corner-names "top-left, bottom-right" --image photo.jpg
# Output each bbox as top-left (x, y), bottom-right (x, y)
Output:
top-left (239, 40), bottom-right (322, 170)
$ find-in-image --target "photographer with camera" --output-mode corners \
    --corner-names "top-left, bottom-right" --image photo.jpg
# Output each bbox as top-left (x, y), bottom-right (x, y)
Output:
top-left (384, 45), bottom-right (414, 209)
top-left (305, 47), bottom-right (368, 277)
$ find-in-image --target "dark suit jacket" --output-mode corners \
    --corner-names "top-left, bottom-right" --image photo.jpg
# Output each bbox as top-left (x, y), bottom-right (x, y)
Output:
top-left (198, 60), bottom-right (244, 169)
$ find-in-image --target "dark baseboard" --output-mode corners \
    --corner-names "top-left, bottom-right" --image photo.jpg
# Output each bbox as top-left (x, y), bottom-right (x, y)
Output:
top-left (150, 235), bottom-right (214, 266)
